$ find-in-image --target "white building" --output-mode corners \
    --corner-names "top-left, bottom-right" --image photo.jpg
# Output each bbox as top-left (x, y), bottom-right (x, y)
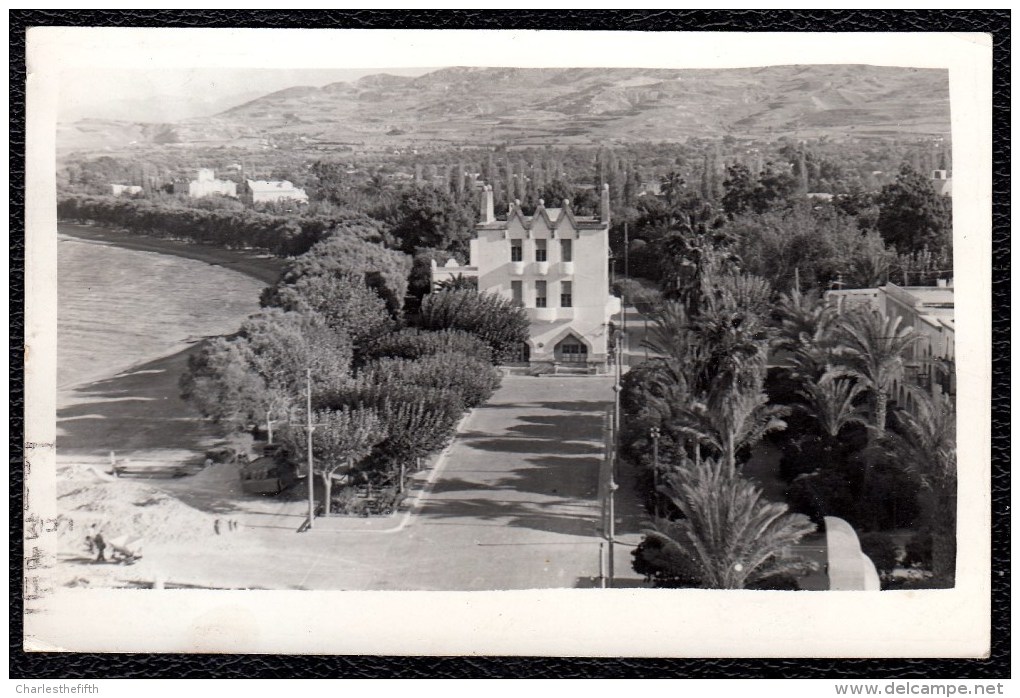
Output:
top-left (879, 282), bottom-right (955, 406)
top-left (243, 179), bottom-right (309, 205)
top-left (826, 281), bottom-right (955, 406)
top-left (187, 168), bottom-right (238, 199)
top-left (931, 169), bottom-right (952, 198)
top-left (110, 184), bottom-right (142, 197)
top-left (433, 184), bottom-right (620, 371)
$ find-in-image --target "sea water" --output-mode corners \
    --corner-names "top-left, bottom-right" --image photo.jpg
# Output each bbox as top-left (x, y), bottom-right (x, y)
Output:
top-left (58, 229), bottom-right (266, 390)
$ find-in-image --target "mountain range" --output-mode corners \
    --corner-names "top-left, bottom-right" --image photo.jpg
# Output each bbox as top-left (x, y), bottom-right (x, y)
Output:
top-left (57, 65), bottom-right (951, 154)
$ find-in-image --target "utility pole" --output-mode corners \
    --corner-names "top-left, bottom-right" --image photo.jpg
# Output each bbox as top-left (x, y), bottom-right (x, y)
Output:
top-left (623, 221), bottom-right (629, 280)
top-left (650, 426), bottom-right (661, 519)
top-left (306, 368), bottom-right (314, 529)
top-left (608, 334), bottom-right (623, 587)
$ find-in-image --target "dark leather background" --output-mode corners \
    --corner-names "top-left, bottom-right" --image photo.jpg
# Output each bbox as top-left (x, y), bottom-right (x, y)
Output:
top-left (9, 9), bottom-right (1009, 679)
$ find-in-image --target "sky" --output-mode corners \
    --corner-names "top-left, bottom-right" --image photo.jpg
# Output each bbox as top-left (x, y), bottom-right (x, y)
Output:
top-left (57, 67), bottom-right (435, 123)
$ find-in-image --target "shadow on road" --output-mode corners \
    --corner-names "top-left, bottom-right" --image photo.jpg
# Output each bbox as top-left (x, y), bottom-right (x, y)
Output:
top-left (419, 495), bottom-right (598, 538)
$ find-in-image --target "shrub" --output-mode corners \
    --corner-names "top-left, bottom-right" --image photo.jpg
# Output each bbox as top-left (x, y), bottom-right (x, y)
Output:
top-left (858, 532), bottom-right (900, 577)
top-left (746, 574), bottom-right (801, 591)
top-left (631, 536), bottom-right (700, 588)
top-left (361, 352), bottom-right (500, 409)
top-left (362, 328), bottom-right (493, 365)
top-left (785, 468), bottom-right (859, 527)
top-left (903, 528), bottom-right (933, 569)
top-left (418, 289), bottom-right (529, 364)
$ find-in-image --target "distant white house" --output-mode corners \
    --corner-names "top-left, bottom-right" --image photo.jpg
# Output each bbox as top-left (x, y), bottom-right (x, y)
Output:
top-left (931, 169), bottom-right (952, 197)
top-left (187, 168), bottom-right (238, 199)
top-left (110, 184), bottom-right (142, 197)
top-left (242, 179), bottom-right (309, 205)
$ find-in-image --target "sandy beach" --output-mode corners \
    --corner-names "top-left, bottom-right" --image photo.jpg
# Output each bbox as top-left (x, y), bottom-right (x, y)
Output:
top-left (57, 224), bottom-right (285, 463)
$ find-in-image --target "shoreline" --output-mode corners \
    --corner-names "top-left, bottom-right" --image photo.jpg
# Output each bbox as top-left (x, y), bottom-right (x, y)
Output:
top-left (57, 223), bottom-right (281, 457)
top-left (58, 222), bottom-right (287, 285)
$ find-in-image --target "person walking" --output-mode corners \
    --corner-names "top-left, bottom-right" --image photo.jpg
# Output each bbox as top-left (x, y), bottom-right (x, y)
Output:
top-left (91, 525), bottom-right (106, 563)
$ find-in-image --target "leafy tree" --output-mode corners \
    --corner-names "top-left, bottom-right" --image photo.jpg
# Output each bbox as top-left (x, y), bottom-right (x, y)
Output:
top-left (418, 289), bottom-right (529, 364)
top-left (406, 247), bottom-right (463, 313)
top-left (362, 352), bottom-right (500, 409)
top-left (722, 162), bottom-right (798, 217)
top-left (181, 309), bottom-right (354, 437)
top-left (883, 390), bottom-right (957, 584)
top-left (391, 185), bottom-right (477, 259)
top-left (876, 164), bottom-right (952, 256)
top-left (265, 272), bottom-right (392, 348)
top-left (640, 457), bottom-right (816, 589)
top-left (363, 328), bottom-right (493, 364)
top-left (269, 232), bottom-right (412, 315)
top-left (181, 337), bottom-right (276, 434)
top-left (283, 406), bottom-right (385, 515)
top-left (310, 160), bottom-right (348, 205)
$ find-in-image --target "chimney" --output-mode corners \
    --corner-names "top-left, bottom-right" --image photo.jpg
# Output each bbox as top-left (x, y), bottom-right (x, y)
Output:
top-left (480, 184), bottom-right (495, 224)
top-left (599, 183), bottom-right (611, 225)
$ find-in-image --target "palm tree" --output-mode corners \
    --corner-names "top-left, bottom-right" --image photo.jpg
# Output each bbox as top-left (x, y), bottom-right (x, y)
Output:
top-left (795, 373), bottom-right (867, 439)
top-left (696, 271), bottom-right (775, 392)
top-left (832, 309), bottom-right (920, 519)
top-left (833, 309), bottom-right (920, 439)
top-left (659, 170), bottom-right (686, 208)
top-left (642, 457), bottom-right (816, 589)
top-left (434, 273), bottom-right (478, 292)
top-left (673, 379), bottom-right (789, 475)
top-left (884, 389), bottom-right (957, 584)
top-left (775, 286), bottom-right (839, 378)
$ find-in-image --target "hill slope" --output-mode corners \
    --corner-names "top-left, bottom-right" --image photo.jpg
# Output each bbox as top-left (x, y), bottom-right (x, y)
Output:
top-left (57, 65), bottom-right (950, 154)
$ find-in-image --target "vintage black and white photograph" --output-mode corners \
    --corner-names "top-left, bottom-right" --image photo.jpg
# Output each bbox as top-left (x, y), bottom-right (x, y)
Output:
top-left (23, 28), bottom-right (991, 656)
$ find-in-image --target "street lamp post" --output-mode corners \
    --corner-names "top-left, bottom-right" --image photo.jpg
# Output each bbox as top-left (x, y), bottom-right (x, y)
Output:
top-left (607, 338), bottom-right (624, 588)
top-left (650, 426), bottom-right (661, 519)
top-left (306, 368), bottom-right (315, 530)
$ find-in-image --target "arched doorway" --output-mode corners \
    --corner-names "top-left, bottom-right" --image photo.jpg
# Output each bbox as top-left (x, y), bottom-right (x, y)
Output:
top-left (554, 334), bottom-right (589, 364)
top-left (512, 341), bottom-right (530, 364)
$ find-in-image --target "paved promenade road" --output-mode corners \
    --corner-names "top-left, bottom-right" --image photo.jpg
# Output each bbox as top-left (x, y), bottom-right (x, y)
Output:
top-left (139, 375), bottom-right (647, 590)
top-left (406, 375), bottom-right (621, 589)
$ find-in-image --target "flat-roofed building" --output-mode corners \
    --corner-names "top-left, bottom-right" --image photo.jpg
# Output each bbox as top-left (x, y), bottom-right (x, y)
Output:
top-left (242, 179), bottom-right (309, 205)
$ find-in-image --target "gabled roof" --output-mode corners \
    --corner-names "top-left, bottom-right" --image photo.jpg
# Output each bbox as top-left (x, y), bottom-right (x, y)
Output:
top-left (484, 199), bottom-right (607, 233)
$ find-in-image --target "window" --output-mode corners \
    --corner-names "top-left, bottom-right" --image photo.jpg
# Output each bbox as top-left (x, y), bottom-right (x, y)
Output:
top-left (560, 281), bottom-right (572, 308)
top-left (511, 280), bottom-right (523, 305)
top-left (511, 240), bottom-right (523, 262)
top-left (535, 280), bottom-right (547, 308)
top-left (560, 239), bottom-right (572, 262)
top-left (559, 341), bottom-right (588, 363)
top-left (535, 239), bottom-right (547, 262)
